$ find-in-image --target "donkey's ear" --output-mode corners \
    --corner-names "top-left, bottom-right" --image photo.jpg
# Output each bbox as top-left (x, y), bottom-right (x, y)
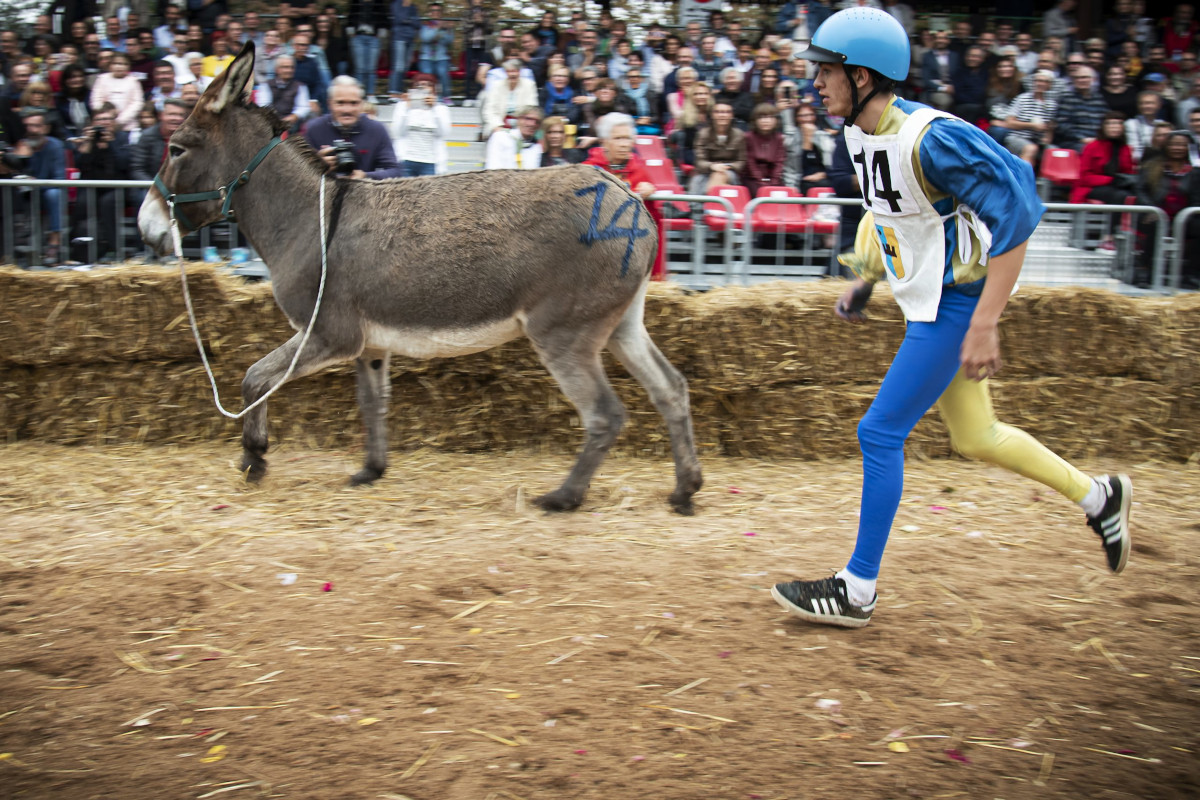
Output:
top-left (200, 42), bottom-right (257, 115)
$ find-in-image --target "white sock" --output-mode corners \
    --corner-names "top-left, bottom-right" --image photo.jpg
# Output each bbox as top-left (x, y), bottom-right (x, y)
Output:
top-left (836, 568), bottom-right (877, 607)
top-left (1078, 477), bottom-right (1108, 518)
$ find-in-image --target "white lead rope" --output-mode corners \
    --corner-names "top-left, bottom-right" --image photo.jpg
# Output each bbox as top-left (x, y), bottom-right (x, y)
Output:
top-left (170, 175), bottom-right (330, 419)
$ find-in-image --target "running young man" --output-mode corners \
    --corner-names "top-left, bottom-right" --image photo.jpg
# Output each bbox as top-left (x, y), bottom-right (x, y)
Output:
top-left (771, 8), bottom-right (1132, 629)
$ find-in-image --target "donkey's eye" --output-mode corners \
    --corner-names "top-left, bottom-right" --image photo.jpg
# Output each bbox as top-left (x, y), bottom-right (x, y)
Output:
top-left (169, 144), bottom-right (185, 159)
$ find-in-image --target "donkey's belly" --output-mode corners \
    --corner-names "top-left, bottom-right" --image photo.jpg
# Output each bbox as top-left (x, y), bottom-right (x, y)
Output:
top-left (363, 318), bottom-right (523, 359)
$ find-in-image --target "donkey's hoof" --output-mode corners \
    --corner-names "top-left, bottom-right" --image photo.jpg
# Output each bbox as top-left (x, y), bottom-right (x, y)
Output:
top-left (533, 489), bottom-right (583, 512)
top-left (349, 467), bottom-right (384, 486)
top-left (669, 494), bottom-right (696, 516)
top-left (241, 458), bottom-right (267, 483)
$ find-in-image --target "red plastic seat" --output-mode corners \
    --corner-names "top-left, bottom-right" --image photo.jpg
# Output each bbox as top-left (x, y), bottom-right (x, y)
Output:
top-left (1040, 147), bottom-right (1082, 187)
top-left (642, 157), bottom-right (678, 189)
top-left (804, 186), bottom-right (840, 234)
top-left (702, 185), bottom-right (750, 232)
top-left (751, 186), bottom-right (809, 234)
top-left (634, 135), bottom-right (667, 161)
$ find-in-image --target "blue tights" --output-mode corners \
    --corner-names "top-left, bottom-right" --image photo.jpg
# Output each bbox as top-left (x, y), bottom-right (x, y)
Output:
top-left (846, 288), bottom-right (977, 580)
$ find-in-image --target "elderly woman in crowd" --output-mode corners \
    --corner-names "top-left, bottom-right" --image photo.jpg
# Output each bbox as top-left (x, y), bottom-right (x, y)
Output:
top-left (714, 66), bottom-right (755, 126)
top-left (90, 51), bottom-right (144, 132)
top-left (389, 72), bottom-right (451, 176)
top-left (581, 112), bottom-right (666, 280)
top-left (481, 58), bottom-right (538, 139)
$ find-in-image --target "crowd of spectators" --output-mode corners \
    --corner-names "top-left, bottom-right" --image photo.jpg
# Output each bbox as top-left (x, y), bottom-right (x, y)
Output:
top-left (1, 1), bottom-right (1199, 285)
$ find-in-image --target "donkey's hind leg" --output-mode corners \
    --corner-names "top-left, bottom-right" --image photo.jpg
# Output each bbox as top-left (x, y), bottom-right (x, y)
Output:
top-left (608, 289), bottom-right (702, 515)
top-left (528, 328), bottom-right (626, 512)
top-left (241, 332), bottom-right (347, 482)
top-left (350, 349), bottom-right (391, 486)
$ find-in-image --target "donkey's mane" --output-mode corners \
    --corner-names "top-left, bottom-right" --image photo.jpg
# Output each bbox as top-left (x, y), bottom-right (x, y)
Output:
top-left (239, 99), bottom-right (328, 175)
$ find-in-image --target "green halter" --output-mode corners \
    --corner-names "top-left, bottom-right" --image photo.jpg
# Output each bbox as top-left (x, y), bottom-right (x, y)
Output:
top-left (153, 133), bottom-right (286, 233)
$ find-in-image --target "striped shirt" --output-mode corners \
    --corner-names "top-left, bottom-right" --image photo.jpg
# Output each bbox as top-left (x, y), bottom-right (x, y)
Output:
top-left (1005, 91), bottom-right (1057, 144)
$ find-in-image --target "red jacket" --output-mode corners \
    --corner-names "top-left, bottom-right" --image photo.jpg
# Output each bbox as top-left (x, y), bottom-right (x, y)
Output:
top-left (581, 147), bottom-right (667, 280)
top-left (1070, 139), bottom-right (1135, 204)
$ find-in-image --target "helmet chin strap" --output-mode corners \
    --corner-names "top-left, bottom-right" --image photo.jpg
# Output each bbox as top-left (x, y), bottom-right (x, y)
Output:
top-left (842, 64), bottom-right (884, 129)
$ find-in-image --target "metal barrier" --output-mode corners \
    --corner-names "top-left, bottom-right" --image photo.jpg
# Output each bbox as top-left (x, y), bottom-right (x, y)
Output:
top-left (646, 192), bottom-right (738, 284)
top-left (740, 195), bottom-right (863, 284)
top-left (646, 192), bottom-right (861, 287)
top-left (0, 178), bottom-right (252, 270)
top-left (1043, 202), bottom-right (1172, 290)
top-left (648, 192), bottom-right (1183, 292)
top-left (1171, 206), bottom-right (1200, 290)
top-left (1, 178), bottom-right (1187, 292)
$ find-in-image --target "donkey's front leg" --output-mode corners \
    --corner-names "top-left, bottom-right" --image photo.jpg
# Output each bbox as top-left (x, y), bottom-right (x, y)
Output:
top-left (350, 349), bottom-right (391, 486)
top-left (241, 332), bottom-right (345, 482)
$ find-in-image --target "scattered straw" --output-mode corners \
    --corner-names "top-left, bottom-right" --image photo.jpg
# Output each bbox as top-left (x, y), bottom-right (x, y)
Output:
top-left (399, 742), bottom-right (440, 780)
top-left (643, 704), bottom-right (737, 724)
top-left (196, 782), bottom-right (263, 798)
top-left (467, 728), bottom-right (520, 747)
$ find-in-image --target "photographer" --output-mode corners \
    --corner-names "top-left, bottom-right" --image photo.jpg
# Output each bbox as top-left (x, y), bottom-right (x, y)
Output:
top-left (388, 73), bottom-right (451, 176)
top-left (71, 103), bottom-right (131, 261)
top-left (304, 76), bottom-right (404, 180)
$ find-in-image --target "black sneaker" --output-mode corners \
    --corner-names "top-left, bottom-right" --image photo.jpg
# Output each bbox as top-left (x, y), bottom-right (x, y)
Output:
top-left (771, 576), bottom-right (876, 628)
top-left (1087, 474), bottom-right (1132, 574)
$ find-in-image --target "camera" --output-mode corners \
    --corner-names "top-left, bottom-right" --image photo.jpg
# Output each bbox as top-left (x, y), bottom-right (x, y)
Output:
top-left (89, 125), bottom-right (104, 139)
top-left (0, 141), bottom-right (27, 169)
top-left (408, 88), bottom-right (428, 105)
top-left (330, 138), bottom-right (357, 175)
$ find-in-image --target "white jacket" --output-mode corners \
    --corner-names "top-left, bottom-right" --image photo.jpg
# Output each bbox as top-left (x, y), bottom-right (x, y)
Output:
top-left (480, 77), bottom-right (538, 139)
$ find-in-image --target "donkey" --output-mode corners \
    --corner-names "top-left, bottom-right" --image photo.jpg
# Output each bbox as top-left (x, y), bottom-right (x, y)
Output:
top-left (138, 44), bottom-right (702, 514)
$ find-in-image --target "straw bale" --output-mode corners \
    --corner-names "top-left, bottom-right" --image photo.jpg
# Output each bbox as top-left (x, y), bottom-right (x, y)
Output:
top-left (2, 266), bottom-right (1196, 462)
top-left (998, 288), bottom-right (1174, 381)
top-left (0, 366), bottom-right (33, 443)
top-left (668, 282), bottom-right (904, 390)
top-left (681, 377), bottom-right (1184, 462)
top-left (985, 377), bottom-right (1186, 461)
top-left (0, 264), bottom-right (244, 366)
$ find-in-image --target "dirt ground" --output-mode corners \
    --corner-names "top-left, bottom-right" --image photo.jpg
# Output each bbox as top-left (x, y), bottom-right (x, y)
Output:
top-left (1, 442), bottom-right (1197, 800)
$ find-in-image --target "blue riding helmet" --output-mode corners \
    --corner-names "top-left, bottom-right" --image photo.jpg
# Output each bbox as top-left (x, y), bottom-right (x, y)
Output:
top-left (797, 7), bottom-right (911, 81)
top-left (797, 8), bottom-right (910, 127)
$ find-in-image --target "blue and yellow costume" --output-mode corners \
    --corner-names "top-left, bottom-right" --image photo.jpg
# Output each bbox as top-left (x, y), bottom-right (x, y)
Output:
top-left (840, 95), bottom-right (1094, 582)
top-left (774, 5), bottom-right (1130, 629)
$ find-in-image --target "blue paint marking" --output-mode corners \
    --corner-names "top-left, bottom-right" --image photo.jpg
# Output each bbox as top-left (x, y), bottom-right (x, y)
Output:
top-left (575, 181), bottom-right (650, 277)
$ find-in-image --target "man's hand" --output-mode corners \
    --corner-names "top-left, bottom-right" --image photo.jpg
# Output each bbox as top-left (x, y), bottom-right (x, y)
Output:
top-left (634, 180), bottom-right (655, 198)
top-left (12, 140), bottom-right (32, 158)
top-left (834, 279), bottom-right (874, 323)
top-left (317, 145), bottom-right (338, 172)
top-left (961, 320), bottom-right (1002, 380)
